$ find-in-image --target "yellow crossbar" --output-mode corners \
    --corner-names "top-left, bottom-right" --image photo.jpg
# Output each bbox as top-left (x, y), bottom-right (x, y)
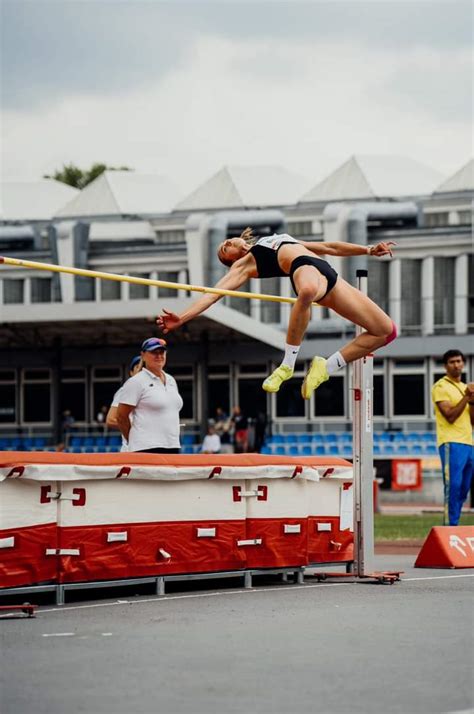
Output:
top-left (0, 256), bottom-right (320, 306)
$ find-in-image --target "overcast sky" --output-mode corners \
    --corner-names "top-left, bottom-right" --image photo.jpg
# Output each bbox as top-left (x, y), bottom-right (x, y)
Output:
top-left (2, 0), bottom-right (472, 194)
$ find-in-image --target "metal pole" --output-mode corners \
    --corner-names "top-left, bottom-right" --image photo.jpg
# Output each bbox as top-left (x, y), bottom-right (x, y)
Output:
top-left (352, 269), bottom-right (375, 576)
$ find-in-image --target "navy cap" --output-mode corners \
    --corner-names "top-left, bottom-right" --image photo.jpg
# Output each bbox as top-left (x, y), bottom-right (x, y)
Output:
top-left (141, 337), bottom-right (167, 352)
top-left (128, 355), bottom-right (142, 373)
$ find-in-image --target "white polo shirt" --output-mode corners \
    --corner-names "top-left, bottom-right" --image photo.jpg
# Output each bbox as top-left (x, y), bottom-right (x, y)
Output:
top-left (118, 368), bottom-right (183, 451)
top-left (111, 385), bottom-right (129, 452)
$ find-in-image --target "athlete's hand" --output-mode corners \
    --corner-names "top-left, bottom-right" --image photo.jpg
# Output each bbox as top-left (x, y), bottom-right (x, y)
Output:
top-left (156, 309), bottom-right (182, 334)
top-left (369, 241), bottom-right (396, 257)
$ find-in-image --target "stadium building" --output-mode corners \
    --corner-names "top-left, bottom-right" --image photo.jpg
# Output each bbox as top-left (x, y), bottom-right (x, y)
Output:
top-left (0, 155), bottom-right (472, 465)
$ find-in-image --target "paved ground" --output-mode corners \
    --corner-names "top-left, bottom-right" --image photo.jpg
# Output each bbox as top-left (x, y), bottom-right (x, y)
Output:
top-left (1, 556), bottom-right (473, 714)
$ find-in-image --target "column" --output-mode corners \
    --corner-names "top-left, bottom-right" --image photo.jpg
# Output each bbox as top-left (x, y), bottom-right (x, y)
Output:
top-left (388, 259), bottom-right (401, 331)
top-left (455, 254), bottom-right (468, 335)
top-left (421, 257), bottom-right (434, 336)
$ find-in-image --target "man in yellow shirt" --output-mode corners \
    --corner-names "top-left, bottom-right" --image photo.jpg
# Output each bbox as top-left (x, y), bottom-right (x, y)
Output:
top-left (432, 350), bottom-right (474, 525)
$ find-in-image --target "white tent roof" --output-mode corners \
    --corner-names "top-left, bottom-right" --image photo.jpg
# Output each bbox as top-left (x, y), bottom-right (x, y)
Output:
top-left (0, 179), bottom-right (79, 221)
top-left (300, 155), bottom-right (444, 203)
top-left (433, 158), bottom-right (474, 194)
top-left (174, 166), bottom-right (310, 211)
top-left (55, 171), bottom-right (181, 219)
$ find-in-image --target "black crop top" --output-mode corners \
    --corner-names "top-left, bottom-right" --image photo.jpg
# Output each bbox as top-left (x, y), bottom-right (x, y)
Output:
top-left (249, 234), bottom-right (298, 278)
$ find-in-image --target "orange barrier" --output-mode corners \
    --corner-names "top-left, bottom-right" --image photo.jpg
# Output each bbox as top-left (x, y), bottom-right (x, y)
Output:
top-left (0, 452), bottom-right (354, 589)
top-left (414, 526), bottom-right (474, 569)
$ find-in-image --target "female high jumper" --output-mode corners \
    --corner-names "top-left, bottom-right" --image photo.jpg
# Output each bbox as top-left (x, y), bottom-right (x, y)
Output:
top-left (157, 228), bottom-right (397, 399)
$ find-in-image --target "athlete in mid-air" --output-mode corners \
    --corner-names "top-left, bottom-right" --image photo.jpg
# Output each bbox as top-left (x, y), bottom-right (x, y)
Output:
top-left (157, 228), bottom-right (397, 398)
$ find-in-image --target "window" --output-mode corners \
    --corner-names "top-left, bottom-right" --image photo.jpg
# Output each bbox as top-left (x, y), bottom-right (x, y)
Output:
top-left (368, 262), bottom-right (389, 314)
top-left (31, 278), bottom-right (53, 303)
top-left (434, 257), bottom-right (455, 332)
top-left (228, 280), bottom-right (251, 316)
top-left (3, 279), bottom-right (24, 304)
top-left (392, 374), bottom-right (425, 416)
top-left (101, 280), bottom-right (121, 301)
top-left (424, 212), bottom-right (449, 228)
top-left (157, 272), bottom-right (179, 299)
top-left (313, 376), bottom-right (345, 417)
top-left (400, 259), bottom-right (422, 333)
top-left (61, 368), bottom-right (86, 422)
top-left (155, 230), bottom-right (185, 244)
top-left (286, 221), bottom-right (313, 237)
top-left (260, 277), bottom-right (281, 323)
top-left (91, 366), bottom-right (122, 422)
top-left (458, 210), bottom-right (472, 225)
top-left (0, 370), bottom-right (17, 423)
top-left (208, 378), bottom-right (230, 418)
top-left (373, 374), bottom-right (385, 416)
top-left (129, 273), bottom-right (150, 300)
top-left (238, 379), bottom-right (268, 419)
top-left (276, 378), bottom-right (305, 417)
top-left (22, 369), bottom-right (51, 423)
top-left (75, 276), bottom-right (95, 301)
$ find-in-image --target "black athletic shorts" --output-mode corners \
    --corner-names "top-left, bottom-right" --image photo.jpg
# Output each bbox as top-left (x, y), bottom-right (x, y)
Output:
top-left (288, 256), bottom-right (338, 298)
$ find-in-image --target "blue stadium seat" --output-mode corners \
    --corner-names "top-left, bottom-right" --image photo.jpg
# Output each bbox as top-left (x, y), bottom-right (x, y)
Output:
top-left (300, 445), bottom-right (312, 455)
top-left (396, 445), bottom-right (409, 455)
top-left (338, 433), bottom-right (352, 442)
top-left (374, 444), bottom-right (382, 456)
top-left (378, 432), bottom-right (391, 441)
top-left (311, 433), bottom-right (324, 443)
top-left (297, 434), bottom-right (311, 444)
top-left (33, 437), bottom-right (46, 448)
top-left (107, 435), bottom-right (122, 447)
top-left (315, 445), bottom-right (326, 455)
top-left (70, 436), bottom-right (83, 447)
top-left (342, 445), bottom-right (353, 458)
top-left (83, 437), bottom-right (94, 448)
top-left (410, 445), bottom-right (423, 455)
top-left (421, 432), bottom-right (436, 442)
top-left (288, 445), bottom-right (300, 455)
top-left (260, 446), bottom-right (272, 455)
top-left (95, 437), bottom-right (107, 449)
top-left (328, 445), bottom-right (339, 455)
top-left (392, 433), bottom-right (405, 442)
top-left (284, 434), bottom-right (298, 444)
top-left (426, 444), bottom-right (438, 455)
top-left (383, 445), bottom-right (395, 455)
top-left (182, 446), bottom-right (194, 454)
top-left (325, 433), bottom-right (338, 443)
top-left (274, 446), bottom-right (286, 455)
top-left (23, 438), bottom-right (35, 450)
top-left (271, 434), bottom-right (284, 444)
top-left (181, 434), bottom-right (196, 446)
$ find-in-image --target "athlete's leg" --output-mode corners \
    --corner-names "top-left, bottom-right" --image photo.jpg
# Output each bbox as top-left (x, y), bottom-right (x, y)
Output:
top-left (320, 277), bottom-right (394, 362)
top-left (263, 266), bottom-right (326, 393)
top-left (301, 277), bottom-right (395, 399)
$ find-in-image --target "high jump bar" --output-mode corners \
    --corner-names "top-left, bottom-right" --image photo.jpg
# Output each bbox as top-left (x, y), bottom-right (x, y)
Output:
top-left (0, 256), bottom-right (321, 307)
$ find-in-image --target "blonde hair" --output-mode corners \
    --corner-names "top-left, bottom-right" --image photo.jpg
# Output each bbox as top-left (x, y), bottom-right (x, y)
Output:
top-left (217, 227), bottom-right (256, 267)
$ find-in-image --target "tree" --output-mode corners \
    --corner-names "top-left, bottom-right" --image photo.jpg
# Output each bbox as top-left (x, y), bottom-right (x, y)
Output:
top-left (44, 163), bottom-right (132, 189)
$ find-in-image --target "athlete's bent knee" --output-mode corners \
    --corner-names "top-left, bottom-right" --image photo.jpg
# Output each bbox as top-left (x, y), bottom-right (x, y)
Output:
top-left (297, 286), bottom-right (319, 305)
top-left (383, 321), bottom-right (398, 346)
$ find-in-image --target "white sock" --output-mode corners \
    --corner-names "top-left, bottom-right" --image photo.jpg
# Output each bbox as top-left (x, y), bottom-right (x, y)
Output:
top-left (281, 343), bottom-right (300, 370)
top-left (326, 351), bottom-right (347, 375)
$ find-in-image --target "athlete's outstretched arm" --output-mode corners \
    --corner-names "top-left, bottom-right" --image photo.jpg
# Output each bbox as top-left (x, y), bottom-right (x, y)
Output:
top-left (300, 240), bottom-right (396, 258)
top-left (157, 262), bottom-right (253, 333)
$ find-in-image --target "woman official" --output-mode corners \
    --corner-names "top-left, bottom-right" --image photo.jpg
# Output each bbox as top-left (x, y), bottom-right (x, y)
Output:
top-left (117, 338), bottom-right (183, 453)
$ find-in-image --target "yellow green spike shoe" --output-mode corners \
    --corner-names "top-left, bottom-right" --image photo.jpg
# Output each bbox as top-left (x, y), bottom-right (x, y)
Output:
top-left (301, 356), bottom-right (329, 400)
top-left (262, 365), bottom-right (294, 393)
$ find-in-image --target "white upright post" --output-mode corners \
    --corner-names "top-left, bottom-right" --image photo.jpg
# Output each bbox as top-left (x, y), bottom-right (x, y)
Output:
top-left (352, 269), bottom-right (375, 576)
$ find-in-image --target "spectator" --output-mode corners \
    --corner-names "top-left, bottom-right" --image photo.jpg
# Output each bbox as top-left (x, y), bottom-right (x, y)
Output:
top-left (231, 405), bottom-right (248, 453)
top-left (431, 349), bottom-right (474, 526)
top-left (61, 410), bottom-right (75, 440)
top-left (214, 406), bottom-right (232, 446)
top-left (254, 410), bottom-right (268, 453)
top-left (106, 356), bottom-right (142, 452)
top-left (117, 338), bottom-right (183, 453)
top-left (96, 405), bottom-right (108, 433)
top-left (201, 424), bottom-right (221, 454)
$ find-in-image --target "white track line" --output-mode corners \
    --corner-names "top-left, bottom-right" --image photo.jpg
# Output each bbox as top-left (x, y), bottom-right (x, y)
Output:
top-left (30, 573), bottom-right (474, 615)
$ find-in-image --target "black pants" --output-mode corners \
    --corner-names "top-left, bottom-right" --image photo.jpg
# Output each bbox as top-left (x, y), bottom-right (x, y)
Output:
top-left (136, 448), bottom-right (181, 454)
